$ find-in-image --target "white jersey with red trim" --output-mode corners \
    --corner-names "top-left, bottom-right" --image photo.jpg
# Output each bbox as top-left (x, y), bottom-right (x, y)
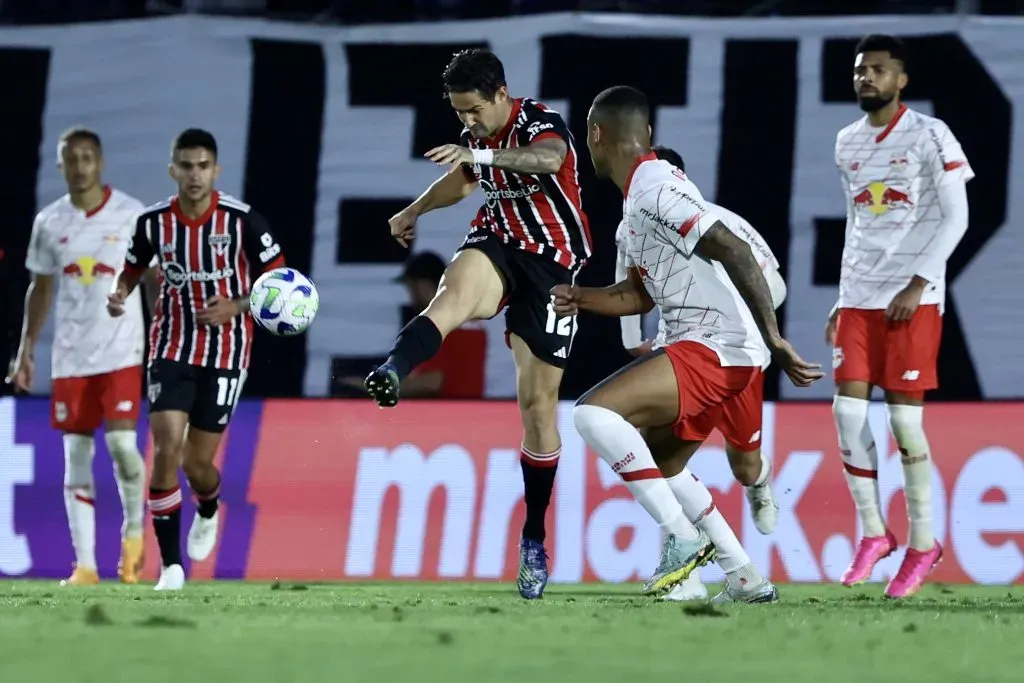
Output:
top-left (25, 187), bottom-right (148, 379)
top-left (835, 105), bottom-right (974, 311)
top-left (621, 155), bottom-right (768, 368)
top-left (615, 200), bottom-right (781, 350)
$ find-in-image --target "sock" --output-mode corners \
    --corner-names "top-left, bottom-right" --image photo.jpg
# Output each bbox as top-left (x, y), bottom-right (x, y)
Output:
top-left (833, 395), bottom-right (887, 538)
top-left (520, 445), bottom-right (559, 543)
top-left (193, 471), bottom-right (222, 520)
top-left (105, 430), bottom-right (145, 539)
top-left (386, 315), bottom-right (443, 379)
top-left (666, 469), bottom-right (753, 574)
top-left (62, 434), bottom-right (97, 570)
top-left (753, 452), bottom-right (771, 487)
top-left (888, 404), bottom-right (934, 550)
top-left (149, 486), bottom-right (183, 567)
top-left (573, 404), bottom-right (697, 540)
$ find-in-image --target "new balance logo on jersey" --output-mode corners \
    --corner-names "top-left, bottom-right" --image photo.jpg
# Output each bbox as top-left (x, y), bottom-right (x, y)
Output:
top-left (115, 400), bottom-right (134, 413)
top-left (161, 262), bottom-right (235, 289)
top-left (901, 370), bottom-right (920, 381)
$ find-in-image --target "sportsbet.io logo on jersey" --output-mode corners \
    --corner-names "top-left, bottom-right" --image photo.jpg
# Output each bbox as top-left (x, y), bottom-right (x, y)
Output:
top-left (161, 261), bottom-right (236, 289)
top-left (479, 178), bottom-right (543, 210)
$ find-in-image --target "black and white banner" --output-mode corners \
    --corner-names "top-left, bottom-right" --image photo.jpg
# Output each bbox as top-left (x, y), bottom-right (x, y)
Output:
top-left (3, 14), bottom-right (1021, 399)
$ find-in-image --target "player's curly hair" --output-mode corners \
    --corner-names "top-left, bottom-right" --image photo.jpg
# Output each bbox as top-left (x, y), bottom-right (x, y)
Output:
top-left (442, 48), bottom-right (507, 101)
top-left (172, 128), bottom-right (218, 160)
top-left (855, 34), bottom-right (908, 72)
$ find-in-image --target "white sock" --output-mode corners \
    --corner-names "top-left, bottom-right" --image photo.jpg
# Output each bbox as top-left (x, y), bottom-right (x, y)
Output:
top-left (833, 395), bottom-right (886, 537)
top-left (666, 469), bottom-right (755, 576)
top-left (105, 430), bottom-right (146, 539)
top-left (573, 404), bottom-right (697, 540)
top-left (753, 452), bottom-right (771, 487)
top-left (63, 434), bottom-right (97, 570)
top-left (888, 404), bottom-right (934, 551)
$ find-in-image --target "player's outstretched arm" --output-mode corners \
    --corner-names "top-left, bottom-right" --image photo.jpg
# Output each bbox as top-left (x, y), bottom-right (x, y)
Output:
top-left (425, 139), bottom-right (566, 176)
top-left (695, 222), bottom-right (782, 348)
top-left (490, 138), bottom-right (566, 175)
top-left (410, 169), bottom-right (478, 216)
top-left (551, 268), bottom-right (654, 318)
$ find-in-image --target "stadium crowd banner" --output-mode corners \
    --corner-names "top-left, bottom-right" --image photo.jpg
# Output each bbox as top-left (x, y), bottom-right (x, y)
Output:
top-left (2, 14), bottom-right (1023, 400)
top-left (2, 395), bottom-right (1022, 585)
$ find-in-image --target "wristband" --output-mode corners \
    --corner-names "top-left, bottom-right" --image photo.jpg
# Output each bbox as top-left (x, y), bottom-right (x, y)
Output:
top-left (471, 148), bottom-right (494, 166)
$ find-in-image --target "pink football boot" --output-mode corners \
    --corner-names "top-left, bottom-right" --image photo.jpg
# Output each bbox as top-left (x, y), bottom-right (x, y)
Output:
top-left (841, 530), bottom-right (897, 586)
top-left (885, 542), bottom-right (943, 599)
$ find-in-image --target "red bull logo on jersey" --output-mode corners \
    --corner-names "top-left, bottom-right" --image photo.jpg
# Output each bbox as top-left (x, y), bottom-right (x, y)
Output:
top-left (852, 181), bottom-right (914, 216)
top-left (61, 256), bottom-right (117, 285)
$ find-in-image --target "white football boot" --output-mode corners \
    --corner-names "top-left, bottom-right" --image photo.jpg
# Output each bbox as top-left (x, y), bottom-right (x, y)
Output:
top-left (187, 511), bottom-right (219, 561)
top-left (660, 570), bottom-right (709, 602)
top-left (154, 564), bottom-right (185, 591)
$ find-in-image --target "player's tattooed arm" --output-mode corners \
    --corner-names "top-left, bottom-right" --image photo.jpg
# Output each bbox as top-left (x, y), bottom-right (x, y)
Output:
top-left (553, 268), bottom-right (654, 318)
top-left (490, 138), bottom-right (567, 175)
top-left (695, 222), bottom-right (783, 348)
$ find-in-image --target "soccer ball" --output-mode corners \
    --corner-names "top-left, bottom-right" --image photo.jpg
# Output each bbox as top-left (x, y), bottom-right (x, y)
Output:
top-left (249, 267), bottom-right (319, 336)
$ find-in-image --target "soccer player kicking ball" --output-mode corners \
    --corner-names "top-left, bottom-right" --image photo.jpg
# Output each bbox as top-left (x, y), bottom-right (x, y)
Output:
top-left (108, 129), bottom-right (285, 591)
top-left (9, 128), bottom-right (151, 586)
top-left (616, 144), bottom-right (787, 602)
top-left (553, 86), bottom-right (823, 599)
top-left (828, 35), bottom-right (973, 599)
top-left (363, 49), bottom-right (592, 599)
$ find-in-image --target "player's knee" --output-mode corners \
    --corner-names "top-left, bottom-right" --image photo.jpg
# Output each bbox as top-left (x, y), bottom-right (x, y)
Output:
top-left (832, 394), bottom-right (869, 431)
top-left (104, 430), bottom-right (143, 480)
top-left (727, 447), bottom-right (762, 487)
top-left (62, 434), bottom-right (94, 488)
top-left (519, 389), bottom-right (558, 434)
top-left (887, 403), bottom-right (926, 452)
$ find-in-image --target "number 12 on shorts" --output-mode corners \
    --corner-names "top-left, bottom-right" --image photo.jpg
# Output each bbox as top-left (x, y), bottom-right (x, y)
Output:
top-left (544, 302), bottom-right (576, 338)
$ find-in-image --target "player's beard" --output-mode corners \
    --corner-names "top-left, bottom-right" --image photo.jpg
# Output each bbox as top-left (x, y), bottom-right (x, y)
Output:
top-left (857, 91), bottom-right (894, 113)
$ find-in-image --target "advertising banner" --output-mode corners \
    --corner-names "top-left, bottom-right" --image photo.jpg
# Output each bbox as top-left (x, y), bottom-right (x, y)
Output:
top-left (2, 396), bottom-right (1021, 584)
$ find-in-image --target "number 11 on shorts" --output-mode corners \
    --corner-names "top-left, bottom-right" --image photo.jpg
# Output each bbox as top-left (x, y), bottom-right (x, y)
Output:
top-left (216, 376), bottom-right (239, 407)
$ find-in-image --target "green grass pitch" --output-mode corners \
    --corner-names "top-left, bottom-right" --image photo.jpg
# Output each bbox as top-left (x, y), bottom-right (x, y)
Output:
top-left (1, 581), bottom-right (1021, 682)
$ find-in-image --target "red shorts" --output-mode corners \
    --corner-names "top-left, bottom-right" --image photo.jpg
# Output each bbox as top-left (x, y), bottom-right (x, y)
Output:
top-left (833, 305), bottom-right (942, 394)
top-left (51, 365), bottom-right (143, 433)
top-left (664, 341), bottom-right (763, 452)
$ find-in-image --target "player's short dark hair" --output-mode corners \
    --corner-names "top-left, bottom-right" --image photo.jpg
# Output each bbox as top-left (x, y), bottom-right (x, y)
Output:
top-left (59, 126), bottom-right (102, 154)
top-left (652, 145), bottom-right (684, 172)
top-left (590, 86), bottom-right (650, 125)
top-left (442, 48), bottom-right (507, 101)
top-left (172, 128), bottom-right (218, 159)
top-left (855, 34), bottom-right (908, 71)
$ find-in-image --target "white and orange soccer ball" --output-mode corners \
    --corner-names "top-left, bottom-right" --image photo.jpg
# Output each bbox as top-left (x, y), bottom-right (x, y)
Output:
top-left (249, 267), bottom-right (319, 336)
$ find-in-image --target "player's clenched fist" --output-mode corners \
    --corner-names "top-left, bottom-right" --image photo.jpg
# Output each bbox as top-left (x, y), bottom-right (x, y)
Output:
top-left (107, 289), bottom-right (127, 317)
top-left (389, 209), bottom-right (418, 248)
top-left (550, 284), bottom-right (581, 316)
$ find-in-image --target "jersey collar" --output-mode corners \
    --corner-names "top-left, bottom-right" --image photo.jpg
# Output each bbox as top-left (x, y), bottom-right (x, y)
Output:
top-left (624, 151), bottom-right (658, 196)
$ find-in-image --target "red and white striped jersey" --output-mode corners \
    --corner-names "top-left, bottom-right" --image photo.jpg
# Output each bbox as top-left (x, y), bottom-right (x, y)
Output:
top-left (460, 97), bottom-right (592, 270)
top-left (123, 191), bottom-right (285, 370)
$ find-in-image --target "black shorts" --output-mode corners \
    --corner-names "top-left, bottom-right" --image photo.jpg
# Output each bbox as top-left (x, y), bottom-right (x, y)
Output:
top-left (457, 228), bottom-right (579, 369)
top-left (146, 359), bottom-right (246, 433)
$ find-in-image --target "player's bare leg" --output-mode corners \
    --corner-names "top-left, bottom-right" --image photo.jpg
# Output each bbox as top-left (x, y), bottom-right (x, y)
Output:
top-left (181, 426), bottom-right (225, 563)
top-left (833, 380), bottom-right (896, 586)
top-left (105, 417), bottom-right (146, 584)
top-left (366, 249), bottom-right (505, 406)
top-left (882, 390), bottom-right (941, 599)
top-left (573, 352), bottom-right (715, 595)
top-left (726, 445), bottom-right (779, 535)
top-left (508, 334), bottom-right (563, 599)
top-left (149, 410), bottom-right (188, 591)
top-left (60, 429), bottom-right (100, 586)
top-left (647, 428), bottom-right (777, 604)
